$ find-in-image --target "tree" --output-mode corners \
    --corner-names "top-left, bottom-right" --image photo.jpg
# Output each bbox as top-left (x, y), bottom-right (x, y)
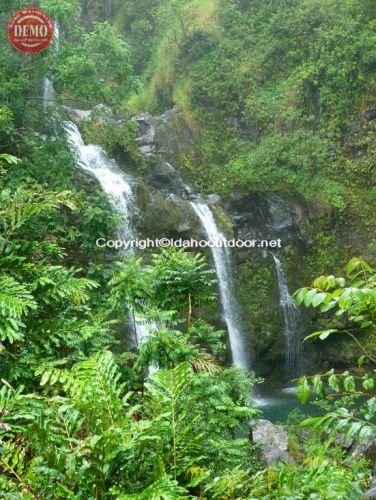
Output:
top-left (149, 248), bottom-right (217, 326)
top-left (54, 22), bottom-right (134, 106)
top-left (0, 163), bottom-right (114, 384)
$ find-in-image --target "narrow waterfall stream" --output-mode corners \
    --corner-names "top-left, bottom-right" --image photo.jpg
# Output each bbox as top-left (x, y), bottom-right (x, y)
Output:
top-left (43, 23), bottom-right (59, 107)
top-left (190, 202), bottom-right (249, 369)
top-left (272, 254), bottom-right (301, 378)
top-left (41, 28), bottom-right (153, 346)
top-left (64, 121), bottom-right (153, 346)
top-left (43, 77), bottom-right (55, 106)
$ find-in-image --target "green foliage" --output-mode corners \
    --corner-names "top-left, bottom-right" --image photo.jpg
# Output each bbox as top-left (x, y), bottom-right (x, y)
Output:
top-left (124, 0), bottom-right (376, 240)
top-left (112, 475), bottom-right (189, 499)
top-left (150, 248), bottom-right (217, 321)
top-left (137, 329), bottom-right (201, 371)
top-left (40, 0), bottom-right (80, 23)
top-left (0, 179), bottom-right (115, 384)
top-left (188, 319), bottom-right (226, 360)
top-left (250, 455), bottom-right (368, 499)
top-left (294, 258), bottom-right (376, 342)
top-left (54, 22), bottom-right (134, 106)
top-left (0, 353), bottom-right (259, 498)
top-left (0, 276), bottom-right (37, 343)
top-left (294, 258), bottom-right (376, 470)
top-left (109, 249), bottom-right (217, 328)
top-left (81, 110), bottom-right (146, 168)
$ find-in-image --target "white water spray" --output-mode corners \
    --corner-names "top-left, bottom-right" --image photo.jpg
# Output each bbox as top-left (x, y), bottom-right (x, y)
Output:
top-left (64, 122), bottom-right (134, 239)
top-left (191, 202), bottom-right (249, 369)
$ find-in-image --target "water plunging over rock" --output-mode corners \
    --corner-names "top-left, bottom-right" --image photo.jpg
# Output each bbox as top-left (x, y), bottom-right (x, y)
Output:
top-left (272, 254), bottom-right (301, 378)
top-left (64, 121), bottom-right (135, 239)
top-left (190, 202), bottom-right (249, 369)
top-left (44, 23), bottom-right (248, 369)
top-left (64, 121), bottom-right (153, 347)
top-left (43, 77), bottom-right (55, 106)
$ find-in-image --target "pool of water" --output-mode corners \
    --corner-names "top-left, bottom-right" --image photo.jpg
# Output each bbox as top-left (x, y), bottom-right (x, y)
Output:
top-left (252, 385), bottom-right (321, 423)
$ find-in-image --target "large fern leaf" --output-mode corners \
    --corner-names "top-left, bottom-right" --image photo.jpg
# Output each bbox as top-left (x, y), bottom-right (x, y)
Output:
top-left (0, 276), bottom-right (36, 343)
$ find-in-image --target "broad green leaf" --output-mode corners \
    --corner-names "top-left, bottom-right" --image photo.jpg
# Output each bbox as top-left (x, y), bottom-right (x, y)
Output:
top-left (343, 376), bottom-right (356, 393)
top-left (328, 374), bottom-right (340, 392)
top-left (304, 329), bottom-right (337, 342)
top-left (297, 377), bottom-right (311, 404)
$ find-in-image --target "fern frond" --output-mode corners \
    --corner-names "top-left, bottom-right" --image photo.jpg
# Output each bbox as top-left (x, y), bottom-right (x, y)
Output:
top-left (34, 266), bottom-right (98, 305)
top-left (190, 352), bottom-right (222, 374)
top-left (114, 474), bottom-right (189, 499)
top-left (0, 276), bottom-right (36, 343)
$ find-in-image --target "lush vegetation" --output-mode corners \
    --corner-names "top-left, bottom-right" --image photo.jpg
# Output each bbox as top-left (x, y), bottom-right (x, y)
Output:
top-left (0, 0), bottom-right (375, 497)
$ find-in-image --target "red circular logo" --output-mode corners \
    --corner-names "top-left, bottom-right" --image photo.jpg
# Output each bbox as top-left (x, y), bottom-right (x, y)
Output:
top-left (7, 7), bottom-right (54, 54)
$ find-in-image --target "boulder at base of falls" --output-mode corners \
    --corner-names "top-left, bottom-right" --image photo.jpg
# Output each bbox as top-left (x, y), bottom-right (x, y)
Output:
top-left (250, 419), bottom-right (296, 466)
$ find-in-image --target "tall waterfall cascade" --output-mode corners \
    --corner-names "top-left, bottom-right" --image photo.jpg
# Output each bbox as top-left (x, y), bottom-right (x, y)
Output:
top-left (64, 122), bottom-right (155, 348)
top-left (272, 255), bottom-right (301, 378)
top-left (42, 25), bottom-right (247, 366)
top-left (190, 202), bottom-right (249, 369)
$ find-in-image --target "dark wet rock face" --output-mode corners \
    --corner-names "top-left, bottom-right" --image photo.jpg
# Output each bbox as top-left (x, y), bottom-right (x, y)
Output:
top-left (134, 107), bottom-right (195, 197)
top-left (132, 180), bottom-right (202, 241)
top-left (135, 107), bottom-right (195, 162)
top-left (130, 109), bottom-right (204, 239)
top-left (227, 192), bottom-right (310, 249)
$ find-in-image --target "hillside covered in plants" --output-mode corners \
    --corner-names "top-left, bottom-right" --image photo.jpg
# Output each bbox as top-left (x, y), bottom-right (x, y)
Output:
top-left (0, 0), bottom-right (375, 498)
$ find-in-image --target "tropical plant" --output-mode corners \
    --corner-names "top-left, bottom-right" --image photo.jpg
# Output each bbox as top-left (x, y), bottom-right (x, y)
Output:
top-left (0, 179), bottom-right (114, 384)
top-left (294, 258), bottom-right (376, 447)
top-left (149, 248), bottom-right (217, 326)
top-left (0, 352), bottom-right (259, 498)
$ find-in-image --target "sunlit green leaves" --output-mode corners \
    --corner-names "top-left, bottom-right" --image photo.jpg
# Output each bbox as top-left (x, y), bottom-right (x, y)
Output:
top-left (295, 259), bottom-right (376, 344)
top-left (296, 370), bottom-right (375, 405)
top-left (297, 377), bottom-right (311, 404)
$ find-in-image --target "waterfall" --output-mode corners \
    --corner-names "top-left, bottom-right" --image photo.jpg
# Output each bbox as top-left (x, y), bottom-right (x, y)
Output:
top-left (43, 23), bottom-right (59, 107)
top-left (64, 122), bottom-right (134, 239)
top-left (41, 21), bottom-right (157, 356)
top-left (43, 77), bottom-right (55, 106)
top-left (53, 23), bottom-right (60, 53)
top-left (64, 122), bottom-right (155, 348)
top-left (190, 202), bottom-right (249, 369)
top-left (45, 22), bottom-right (244, 365)
top-left (272, 254), bottom-right (301, 378)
